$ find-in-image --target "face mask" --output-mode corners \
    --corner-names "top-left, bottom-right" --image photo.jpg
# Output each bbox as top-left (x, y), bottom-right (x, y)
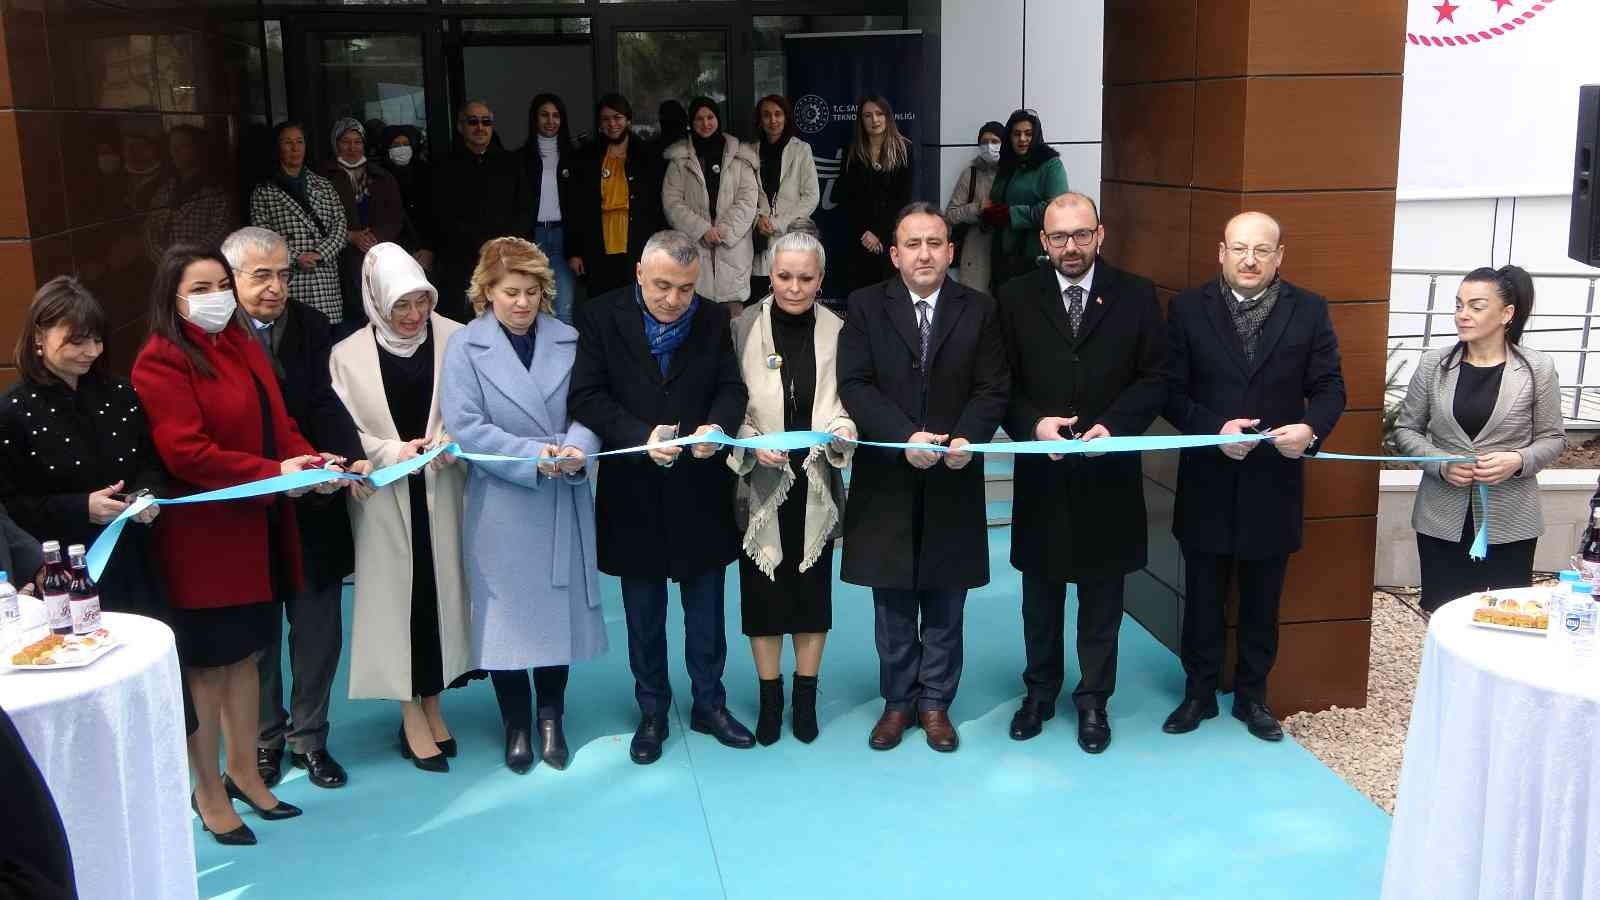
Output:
top-left (977, 143), bottom-right (1001, 164)
top-left (338, 156), bottom-right (366, 169)
top-left (181, 290), bottom-right (237, 334)
top-left (387, 145), bottom-right (413, 166)
top-left (97, 154), bottom-right (122, 175)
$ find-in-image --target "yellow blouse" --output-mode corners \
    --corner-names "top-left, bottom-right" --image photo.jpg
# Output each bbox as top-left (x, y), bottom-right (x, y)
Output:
top-left (600, 149), bottom-right (630, 256)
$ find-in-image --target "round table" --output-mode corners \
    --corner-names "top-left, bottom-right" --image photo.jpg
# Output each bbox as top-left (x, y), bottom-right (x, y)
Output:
top-left (1382, 589), bottom-right (1600, 900)
top-left (0, 612), bottom-right (197, 900)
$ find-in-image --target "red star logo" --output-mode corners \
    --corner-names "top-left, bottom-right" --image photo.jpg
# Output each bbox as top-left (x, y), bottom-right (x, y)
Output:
top-left (1492, 0), bottom-right (1514, 10)
top-left (1434, 0), bottom-right (1460, 22)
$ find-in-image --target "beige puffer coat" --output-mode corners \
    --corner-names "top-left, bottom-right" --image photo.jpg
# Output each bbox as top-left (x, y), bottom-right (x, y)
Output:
top-left (662, 134), bottom-right (760, 303)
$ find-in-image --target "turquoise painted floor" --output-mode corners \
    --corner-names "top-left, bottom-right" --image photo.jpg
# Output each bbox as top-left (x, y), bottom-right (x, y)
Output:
top-left (195, 527), bottom-right (1391, 900)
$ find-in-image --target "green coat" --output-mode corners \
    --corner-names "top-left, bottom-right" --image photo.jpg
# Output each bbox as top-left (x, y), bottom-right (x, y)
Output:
top-left (988, 155), bottom-right (1068, 285)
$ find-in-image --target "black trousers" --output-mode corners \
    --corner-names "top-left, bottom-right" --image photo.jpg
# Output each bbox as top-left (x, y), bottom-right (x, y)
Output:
top-left (1180, 551), bottom-right (1289, 705)
top-left (621, 570), bottom-right (728, 718)
top-left (257, 579), bottom-right (343, 753)
top-left (872, 588), bottom-right (967, 713)
top-left (1417, 512), bottom-right (1538, 612)
top-left (489, 667), bottom-right (570, 730)
top-left (1021, 573), bottom-right (1125, 712)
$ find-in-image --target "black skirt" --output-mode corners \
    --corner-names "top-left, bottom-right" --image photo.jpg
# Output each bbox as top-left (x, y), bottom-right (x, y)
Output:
top-left (739, 460), bottom-right (834, 636)
top-left (1417, 510), bottom-right (1538, 612)
top-left (170, 601), bottom-right (280, 668)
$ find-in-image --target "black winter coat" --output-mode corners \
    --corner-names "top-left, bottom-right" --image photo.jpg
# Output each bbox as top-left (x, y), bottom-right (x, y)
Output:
top-left (1163, 278), bottom-right (1347, 559)
top-left (267, 302), bottom-right (366, 588)
top-left (569, 286), bottom-right (748, 580)
top-left (999, 262), bottom-right (1167, 581)
top-left (836, 147), bottom-right (915, 292)
top-left (836, 276), bottom-right (1009, 590)
top-left (431, 146), bottom-right (534, 320)
top-left (566, 135), bottom-right (664, 274)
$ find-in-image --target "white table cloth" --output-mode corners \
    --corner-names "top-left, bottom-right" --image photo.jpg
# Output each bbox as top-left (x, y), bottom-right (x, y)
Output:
top-left (1383, 589), bottom-right (1600, 899)
top-left (0, 612), bottom-right (197, 900)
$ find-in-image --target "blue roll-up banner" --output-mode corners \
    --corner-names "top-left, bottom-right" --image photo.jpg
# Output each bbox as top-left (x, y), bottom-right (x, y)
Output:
top-left (784, 30), bottom-right (925, 302)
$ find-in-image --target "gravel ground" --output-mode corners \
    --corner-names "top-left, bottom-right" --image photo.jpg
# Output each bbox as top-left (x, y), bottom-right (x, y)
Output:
top-left (1283, 589), bottom-right (1430, 814)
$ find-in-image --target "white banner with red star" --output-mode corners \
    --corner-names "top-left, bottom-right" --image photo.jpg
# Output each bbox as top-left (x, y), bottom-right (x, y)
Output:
top-left (1399, 0), bottom-right (1600, 199)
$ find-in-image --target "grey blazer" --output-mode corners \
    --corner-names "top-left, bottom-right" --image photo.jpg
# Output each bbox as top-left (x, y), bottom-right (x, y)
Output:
top-left (1393, 346), bottom-right (1566, 544)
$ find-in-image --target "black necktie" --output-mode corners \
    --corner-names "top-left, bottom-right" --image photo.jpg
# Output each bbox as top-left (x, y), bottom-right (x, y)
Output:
top-left (1065, 285), bottom-right (1085, 337)
top-left (916, 300), bottom-right (932, 368)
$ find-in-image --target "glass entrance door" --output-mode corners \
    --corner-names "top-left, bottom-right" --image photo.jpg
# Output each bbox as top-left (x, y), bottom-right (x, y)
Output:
top-left (594, 7), bottom-right (749, 140)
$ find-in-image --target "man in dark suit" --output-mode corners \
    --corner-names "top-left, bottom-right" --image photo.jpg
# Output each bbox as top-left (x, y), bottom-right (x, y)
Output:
top-left (223, 226), bottom-right (373, 788)
top-left (837, 201), bottom-right (1010, 753)
top-left (1161, 212), bottom-right (1346, 742)
top-left (432, 100), bottom-right (535, 321)
top-left (569, 229), bottom-right (754, 765)
top-left (997, 193), bottom-right (1167, 754)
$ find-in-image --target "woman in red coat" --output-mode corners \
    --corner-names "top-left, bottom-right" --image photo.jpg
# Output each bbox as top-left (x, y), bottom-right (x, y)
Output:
top-left (132, 245), bottom-right (348, 846)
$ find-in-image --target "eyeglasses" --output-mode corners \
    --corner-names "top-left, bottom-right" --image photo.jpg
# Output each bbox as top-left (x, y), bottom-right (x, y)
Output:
top-left (244, 268), bottom-right (293, 285)
top-left (1225, 244), bottom-right (1280, 261)
top-left (1044, 229), bottom-right (1098, 248)
top-left (391, 296), bottom-right (435, 316)
top-left (464, 117), bottom-right (494, 128)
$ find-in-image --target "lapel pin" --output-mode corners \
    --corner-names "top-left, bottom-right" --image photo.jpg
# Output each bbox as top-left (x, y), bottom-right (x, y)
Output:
top-left (1095, 297), bottom-right (1102, 304)
top-left (765, 353), bottom-right (783, 369)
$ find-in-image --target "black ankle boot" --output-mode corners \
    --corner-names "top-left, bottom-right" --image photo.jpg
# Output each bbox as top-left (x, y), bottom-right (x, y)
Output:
top-left (756, 677), bottom-right (784, 746)
top-left (792, 673), bottom-right (819, 743)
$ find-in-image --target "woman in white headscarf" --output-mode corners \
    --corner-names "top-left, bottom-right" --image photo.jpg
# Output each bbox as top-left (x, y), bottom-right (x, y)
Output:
top-left (329, 242), bottom-right (471, 774)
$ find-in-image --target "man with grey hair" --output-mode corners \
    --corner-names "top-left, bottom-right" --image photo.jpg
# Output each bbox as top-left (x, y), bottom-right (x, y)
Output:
top-left (570, 229), bottom-right (754, 764)
top-left (223, 225), bottom-right (374, 789)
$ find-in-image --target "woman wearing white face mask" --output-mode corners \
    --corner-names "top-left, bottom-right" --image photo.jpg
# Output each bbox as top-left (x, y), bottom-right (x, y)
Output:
top-left (320, 119), bottom-right (406, 337)
top-left (945, 121), bottom-right (1005, 294)
top-left (132, 245), bottom-right (350, 846)
top-left (381, 125), bottom-right (438, 273)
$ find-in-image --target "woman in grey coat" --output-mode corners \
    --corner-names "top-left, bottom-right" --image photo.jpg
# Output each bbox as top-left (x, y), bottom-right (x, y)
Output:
top-left (1394, 265), bottom-right (1566, 611)
top-left (440, 237), bottom-right (605, 774)
top-left (944, 121), bottom-right (1004, 294)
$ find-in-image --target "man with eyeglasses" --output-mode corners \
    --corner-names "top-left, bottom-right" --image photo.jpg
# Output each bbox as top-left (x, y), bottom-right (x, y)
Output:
top-left (221, 226), bottom-right (376, 791)
top-left (996, 192), bottom-right (1166, 754)
top-left (1161, 211), bottom-right (1346, 742)
top-left (432, 100), bottom-right (535, 321)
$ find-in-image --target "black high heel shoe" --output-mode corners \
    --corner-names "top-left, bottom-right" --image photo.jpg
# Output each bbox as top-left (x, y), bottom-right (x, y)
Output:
top-left (222, 774), bottom-right (302, 820)
top-left (192, 793), bottom-right (257, 846)
top-left (398, 724), bottom-right (449, 772)
top-left (436, 737), bottom-right (458, 759)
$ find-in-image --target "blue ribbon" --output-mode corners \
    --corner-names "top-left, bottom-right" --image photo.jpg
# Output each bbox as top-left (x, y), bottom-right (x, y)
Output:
top-left (83, 430), bottom-right (1485, 581)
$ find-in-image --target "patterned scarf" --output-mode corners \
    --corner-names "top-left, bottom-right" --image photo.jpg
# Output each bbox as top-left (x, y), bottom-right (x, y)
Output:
top-left (635, 285), bottom-right (698, 375)
top-left (1221, 274), bottom-right (1282, 363)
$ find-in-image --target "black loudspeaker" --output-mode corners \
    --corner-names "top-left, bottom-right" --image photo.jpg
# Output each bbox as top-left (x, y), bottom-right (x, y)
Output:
top-left (1571, 84), bottom-right (1600, 267)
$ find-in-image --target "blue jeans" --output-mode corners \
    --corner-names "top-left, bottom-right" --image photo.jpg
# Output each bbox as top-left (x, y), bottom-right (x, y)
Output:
top-left (533, 223), bottom-right (577, 324)
top-left (620, 570), bottom-right (729, 718)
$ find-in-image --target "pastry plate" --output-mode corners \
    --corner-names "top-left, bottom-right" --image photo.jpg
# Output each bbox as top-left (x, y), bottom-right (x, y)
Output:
top-left (1468, 619), bottom-right (1548, 637)
top-left (3, 630), bottom-right (123, 671)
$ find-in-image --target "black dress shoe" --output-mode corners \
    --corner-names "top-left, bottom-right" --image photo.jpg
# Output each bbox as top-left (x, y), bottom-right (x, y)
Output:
top-left (539, 718), bottom-right (569, 770)
top-left (505, 726), bottom-right (536, 774)
top-left (192, 793), bottom-right (256, 846)
top-left (290, 749), bottom-right (348, 788)
top-left (256, 746), bottom-right (283, 788)
top-left (222, 774), bottom-right (302, 820)
top-left (398, 724), bottom-right (448, 773)
top-left (631, 715), bottom-right (669, 765)
top-left (1077, 708), bottom-right (1111, 754)
top-left (690, 707), bottom-right (756, 749)
top-left (1008, 698), bottom-right (1055, 741)
top-left (436, 738), bottom-right (458, 759)
top-left (1232, 700), bottom-right (1284, 742)
top-left (1162, 696), bottom-right (1220, 734)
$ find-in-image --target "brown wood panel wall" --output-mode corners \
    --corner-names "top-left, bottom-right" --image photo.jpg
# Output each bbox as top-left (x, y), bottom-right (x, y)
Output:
top-left (1105, 0), bottom-right (1403, 715)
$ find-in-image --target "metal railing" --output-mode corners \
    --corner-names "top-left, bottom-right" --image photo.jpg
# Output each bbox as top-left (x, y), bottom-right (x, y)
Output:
top-left (1390, 267), bottom-right (1600, 420)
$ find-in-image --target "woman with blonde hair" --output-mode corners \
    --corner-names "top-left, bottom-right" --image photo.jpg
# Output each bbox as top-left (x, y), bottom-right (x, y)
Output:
top-left (330, 243), bottom-right (470, 772)
top-left (835, 95), bottom-right (915, 291)
top-left (729, 226), bottom-right (855, 744)
top-left (441, 236), bottom-right (605, 774)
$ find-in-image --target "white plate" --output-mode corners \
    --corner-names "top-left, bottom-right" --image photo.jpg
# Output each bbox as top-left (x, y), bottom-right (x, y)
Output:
top-left (1468, 619), bottom-right (1548, 637)
top-left (3, 632), bottom-right (124, 672)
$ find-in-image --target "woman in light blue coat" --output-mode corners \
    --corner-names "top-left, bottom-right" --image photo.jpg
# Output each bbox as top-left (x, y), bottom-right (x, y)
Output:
top-left (440, 237), bottom-right (604, 776)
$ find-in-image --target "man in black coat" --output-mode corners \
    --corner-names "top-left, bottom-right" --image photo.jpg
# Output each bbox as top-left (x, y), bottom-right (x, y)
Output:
top-left (837, 201), bottom-right (1010, 753)
top-left (569, 229), bottom-right (754, 765)
top-left (1161, 211), bottom-right (1346, 742)
top-left (431, 100), bottom-right (534, 321)
top-left (997, 193), bottom-right (1167, 754)
top-left (566, 94), bottom-right (665, 296)
top-left (224, 227), bottom-right (373, 788)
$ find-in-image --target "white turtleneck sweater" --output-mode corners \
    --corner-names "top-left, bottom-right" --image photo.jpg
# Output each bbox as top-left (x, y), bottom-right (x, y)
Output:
top-left (537, 135), bottom-right (561, 223)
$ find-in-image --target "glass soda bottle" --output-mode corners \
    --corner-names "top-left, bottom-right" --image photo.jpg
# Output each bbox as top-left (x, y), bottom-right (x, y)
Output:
top-left (66, 544), bottom-right (101, 636)
top-left (40, 541), bottom-right (73, 635)
top-left (1582, 508), bottom-right (1600, 585)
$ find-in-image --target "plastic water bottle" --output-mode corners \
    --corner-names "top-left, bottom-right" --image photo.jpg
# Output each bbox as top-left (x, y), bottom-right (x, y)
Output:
top-left (1565, 582), bottom-right (1598, 667)
top-left (1551, 570), bottom-right (1583, 647)
top-left (0, 571), bottom-right (18, 651)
